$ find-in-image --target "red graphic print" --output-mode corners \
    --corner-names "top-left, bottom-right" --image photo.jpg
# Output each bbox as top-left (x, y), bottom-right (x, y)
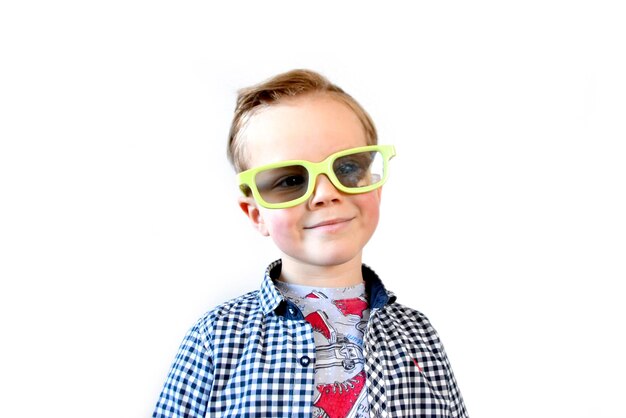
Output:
top-left (333, 297), bottom-right (368, 318)
top-left (305, 310), bottom-right (337, 343)
top-left (314, 370), bottom-right (367, 418)
top-left (306, 291), bottom-right (328, 299)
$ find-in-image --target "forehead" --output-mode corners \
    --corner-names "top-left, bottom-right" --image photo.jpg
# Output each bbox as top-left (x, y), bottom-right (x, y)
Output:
top-left (241, 94), bottom-right (368, 168)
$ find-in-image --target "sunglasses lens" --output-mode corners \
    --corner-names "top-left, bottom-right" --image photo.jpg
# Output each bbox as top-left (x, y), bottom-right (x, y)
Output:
top-left (333, 150), bottom-right (385, 189)
top-left (254, 164), bottom-right (309, 204)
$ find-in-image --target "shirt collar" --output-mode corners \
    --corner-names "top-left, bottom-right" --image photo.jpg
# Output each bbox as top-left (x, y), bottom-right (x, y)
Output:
top-left (257, 259), bottom-right (397, 315)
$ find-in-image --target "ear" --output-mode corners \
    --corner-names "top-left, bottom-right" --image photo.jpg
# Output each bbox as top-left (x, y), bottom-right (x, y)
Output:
top-left (238, 196), bottom-right (270, 236)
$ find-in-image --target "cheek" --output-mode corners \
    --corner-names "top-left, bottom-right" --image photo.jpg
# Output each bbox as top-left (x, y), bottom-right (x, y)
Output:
top-left (261, 209), bottom-right (301, 241)
top-left (356, 191), bottom-right (381, 220)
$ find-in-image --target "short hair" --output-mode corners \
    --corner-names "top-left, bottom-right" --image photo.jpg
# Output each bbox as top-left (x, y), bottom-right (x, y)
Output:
top-left (227, 69), bottom-right (378, 172)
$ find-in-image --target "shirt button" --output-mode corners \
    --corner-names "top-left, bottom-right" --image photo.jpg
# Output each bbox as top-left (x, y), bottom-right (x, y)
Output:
top-left (299, 355), bottom-right (311, 367)
top-left (288, 307), bottom-right (296, 315)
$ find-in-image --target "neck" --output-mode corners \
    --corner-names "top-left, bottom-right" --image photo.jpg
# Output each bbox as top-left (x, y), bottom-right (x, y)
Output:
top-left (278, 256), bottom-right (364, 288)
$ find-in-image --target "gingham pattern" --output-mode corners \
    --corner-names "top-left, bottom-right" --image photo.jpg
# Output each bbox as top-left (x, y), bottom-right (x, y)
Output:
top-left (153, 261), bottom-right (468, 417)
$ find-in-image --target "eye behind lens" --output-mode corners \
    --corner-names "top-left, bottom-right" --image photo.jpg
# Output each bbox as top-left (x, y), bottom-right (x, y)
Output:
top-left (334, 151), bottom-right (384, 189)
top-left (255, 165), bottom-right (310, 204)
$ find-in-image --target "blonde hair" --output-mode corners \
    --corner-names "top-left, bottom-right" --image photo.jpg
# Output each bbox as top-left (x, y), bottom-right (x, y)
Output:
top-left (227, 69), bottom-right (378, 172)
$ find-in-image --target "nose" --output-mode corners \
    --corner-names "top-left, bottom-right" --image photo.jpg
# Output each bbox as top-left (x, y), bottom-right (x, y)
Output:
top-left (308, 174), bottom-right (342, 208)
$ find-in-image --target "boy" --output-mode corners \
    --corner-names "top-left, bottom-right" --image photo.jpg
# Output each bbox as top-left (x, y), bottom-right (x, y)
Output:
top-left (153, 69), bottom-right (468, 417)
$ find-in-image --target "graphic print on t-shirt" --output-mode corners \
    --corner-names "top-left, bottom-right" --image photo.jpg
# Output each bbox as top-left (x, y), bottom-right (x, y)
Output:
top-left (276, 282), bottom-right (371, 418)
top-left (306, 311), bottom-right (338, 343)
top-left (333, 297), bottom-right (368, 319)
top-left (313, 370), bottom-right (368, 418)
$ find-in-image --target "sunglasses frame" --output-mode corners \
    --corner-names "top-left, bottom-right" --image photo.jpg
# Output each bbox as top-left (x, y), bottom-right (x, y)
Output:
top-left (237, 145), bottom-right (396, 209)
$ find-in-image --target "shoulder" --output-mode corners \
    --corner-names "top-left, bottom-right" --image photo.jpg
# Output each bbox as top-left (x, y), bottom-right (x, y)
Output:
top-left (375, 301), bottom-right (444, 348)
top-left (186, 290), bottom-right (263, 346)
top-left (383, 301), bottom-right (432, 325)
top-left (196, 290), bottom-right (262, 330)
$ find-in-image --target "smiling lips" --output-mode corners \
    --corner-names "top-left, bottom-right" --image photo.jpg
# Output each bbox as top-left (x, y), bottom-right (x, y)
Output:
top-left (305, 217), bottom-right (354, 230)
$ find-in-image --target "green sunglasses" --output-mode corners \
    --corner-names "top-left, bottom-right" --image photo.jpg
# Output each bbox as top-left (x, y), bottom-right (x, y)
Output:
top-left (237, 145), bottom-right (396, 209)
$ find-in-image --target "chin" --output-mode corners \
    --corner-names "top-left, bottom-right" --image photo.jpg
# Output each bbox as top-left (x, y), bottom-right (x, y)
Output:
top-left (306, 248), bottom-right (362, 267)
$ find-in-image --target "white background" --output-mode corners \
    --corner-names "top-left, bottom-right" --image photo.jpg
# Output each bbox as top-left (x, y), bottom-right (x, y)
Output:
top-left (1, 1), bottom-right (625, 417)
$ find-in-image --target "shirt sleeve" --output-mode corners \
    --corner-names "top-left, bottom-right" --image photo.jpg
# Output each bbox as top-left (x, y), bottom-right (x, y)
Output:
top-left (152, 320), bottom-right (214, 418)
top-left (437, 340), bottom-right (469, 418)
top-left (413, 308), bottom-right (469, 418)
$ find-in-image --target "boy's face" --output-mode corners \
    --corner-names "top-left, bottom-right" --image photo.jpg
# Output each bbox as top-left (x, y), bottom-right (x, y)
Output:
top-left (238, 94), bottom-right (381, 274)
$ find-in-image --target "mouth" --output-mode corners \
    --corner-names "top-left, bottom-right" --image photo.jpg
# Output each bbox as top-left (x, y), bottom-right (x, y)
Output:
top-left (304, 217), bottom-right (355, 230)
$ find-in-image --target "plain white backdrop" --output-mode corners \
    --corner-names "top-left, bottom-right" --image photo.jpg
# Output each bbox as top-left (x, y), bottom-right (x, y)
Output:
top-left (1, 1), bottom-right (625, 417)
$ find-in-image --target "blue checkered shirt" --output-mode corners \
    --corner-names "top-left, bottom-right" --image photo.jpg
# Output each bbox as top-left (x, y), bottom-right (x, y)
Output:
top-left (153, 260), bottom-right (468, 417)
